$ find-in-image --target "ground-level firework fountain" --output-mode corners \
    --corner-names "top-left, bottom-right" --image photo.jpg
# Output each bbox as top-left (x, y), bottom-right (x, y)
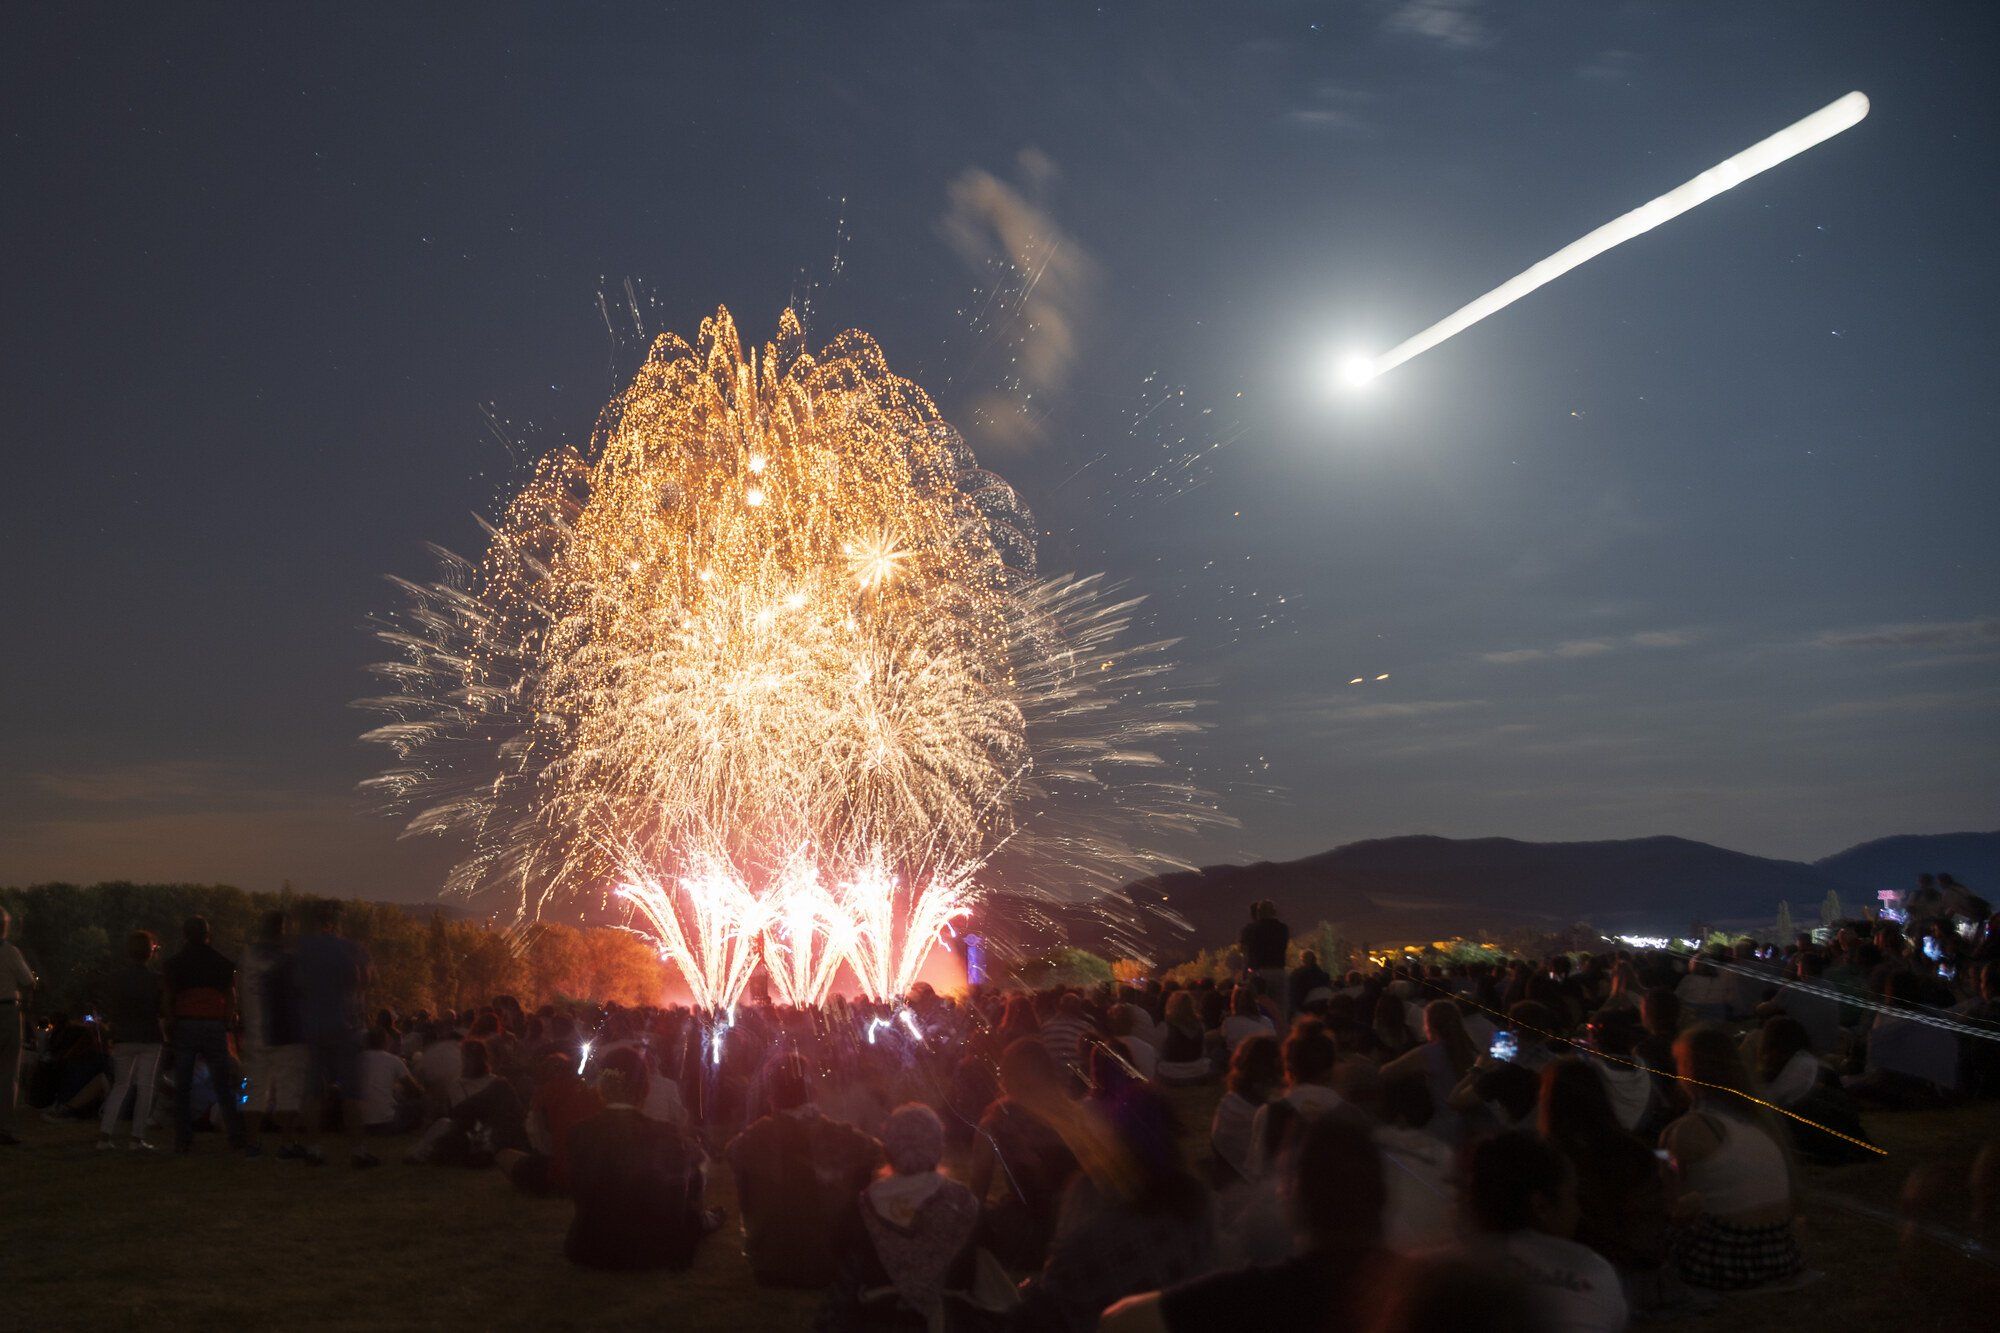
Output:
top-left (363, 308), bottom-right (1212, 1007)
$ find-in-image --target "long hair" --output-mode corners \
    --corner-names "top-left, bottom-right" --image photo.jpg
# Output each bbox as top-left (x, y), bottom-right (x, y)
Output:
top-left (1424, 1000), bottom-right (1477, 1078)
top-left (1226, 1033), bottom-right (1282, 1101)
top-left (1537, 1057), bottom-right (1626, 1155)
top-left (1674, 1023), bottom-right (1798, 1198)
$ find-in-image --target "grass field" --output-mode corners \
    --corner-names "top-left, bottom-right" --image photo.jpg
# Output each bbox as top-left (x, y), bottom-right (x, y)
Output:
top-left (5, 1091), bottom-right (1996, 1330)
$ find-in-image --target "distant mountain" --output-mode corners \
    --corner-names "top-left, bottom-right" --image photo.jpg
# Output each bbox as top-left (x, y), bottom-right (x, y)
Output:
top-left (1815, 831), bottom-right (2000, 896)
top-left (1108, 834), bottom-right (1864, 950)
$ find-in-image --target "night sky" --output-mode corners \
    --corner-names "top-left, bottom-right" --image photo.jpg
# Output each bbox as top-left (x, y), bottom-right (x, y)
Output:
top-left (4, 2), bottom-right (1995, 903)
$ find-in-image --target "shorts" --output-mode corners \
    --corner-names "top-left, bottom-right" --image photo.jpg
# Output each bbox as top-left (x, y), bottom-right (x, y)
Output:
top-left (307, 1029), bottom-right (364, 1100)
top-left (244, 1043), bottom-right (308, 1114)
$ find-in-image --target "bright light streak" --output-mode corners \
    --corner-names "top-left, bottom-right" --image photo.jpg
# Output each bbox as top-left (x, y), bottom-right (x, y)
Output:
top-left (1353, 92), bottom-right (1869, 383)
top-left (578, 1040), bottom-right (594, 1073)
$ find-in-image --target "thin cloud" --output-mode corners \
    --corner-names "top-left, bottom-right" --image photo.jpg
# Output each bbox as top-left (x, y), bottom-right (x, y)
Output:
top-left (32, 761), bottom-right (231, 805)
top-left (1385, 0), bottom-right (1492, 50)
top-left (1283, 83), bottom-right (1377, 136)
top-left (1481, 629), bottom-right (1696, 665)
top-left (940, 148), bottom-right (1098, 453)
top-left (1804, 688), bottom-right (2000, 720)
top-left (1313, 699), bottom-right (1488, 724)
top-left (1810, 618), bottom-right (2000, 650)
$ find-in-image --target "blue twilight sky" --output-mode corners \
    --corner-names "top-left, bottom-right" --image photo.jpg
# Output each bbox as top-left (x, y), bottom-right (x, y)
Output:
top-left (2, 1), bottom-right (1994, 900)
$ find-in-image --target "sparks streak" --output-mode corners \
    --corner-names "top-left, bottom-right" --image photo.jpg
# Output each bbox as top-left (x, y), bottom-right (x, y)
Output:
top-left (1348, 91), bottom-right (1869, 385)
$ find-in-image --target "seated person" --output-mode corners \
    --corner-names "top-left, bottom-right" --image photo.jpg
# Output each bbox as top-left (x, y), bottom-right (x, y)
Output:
top-left (409, 1037), bottom-right (528, 1165)
top-left (1446, 1028), bottom-right (1543, 1133)
top-left (1017, 1086), bottom-right (1215, 1331)
top-left (1660, 1026), bottom-right (1803, 1291)
top-left (1102, 1116), bottom-right (1392, 1333)
top-left (1458, 1131), bottom-right (1629, 1333)
top-left (1846, 972), bottom-right (1961, 1104)
top-left (497, 1049), bottom-right (602, 1194)
top-left (1247, 1020), bottom-right (1351, 1179)
top-left (966, 1039), bottom-right (1077, 1271)
top-left (818, 1103), bottom-right (984, 1331)
top-left (353, 1027), bottom-right (423, 1134)
top-left (1106, 1005), bottom-right (1158, 1082)
top-left (1372, 1071), bottom-right (1456, 1254)
top-left (565, 1048), bottom-right (715, 1271)
top-left (1580, 1008), bottom-right (1656, 1135)
top-left (726, 1050), bottom-right (885, 1289)
top-left (1209, 1034), bottom-right (1280, 1185)
top-left (1537, 1058), bottom-right (1668, 1280)
top-left (1218, 987), bottom-right (1277, 1055)
top-left (1153, 992), bottom-right (1211, 1085)
top-left (1750, 1016), bottom-right (1874, 1165)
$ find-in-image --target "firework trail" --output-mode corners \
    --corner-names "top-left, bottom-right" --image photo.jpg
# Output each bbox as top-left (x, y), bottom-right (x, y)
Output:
top-left (1344, 91), bottom-right (1869, 386)
top-left (363, 308), bottom-right (1214, 1005)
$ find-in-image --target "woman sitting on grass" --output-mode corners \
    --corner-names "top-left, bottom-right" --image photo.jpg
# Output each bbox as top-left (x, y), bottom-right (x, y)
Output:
top-left (1660, 1025), bottom-right (1806, 1291)
top-left (818, 1103), bottom-right (984, 1332)
top-left (1751, 1015), bottom-right (1875, 1165)
top-left (967, 1039), bottom-right (1077, 1271)
top-left (1209, 1033), bottom-right (1280, 1185)
top-left (1381, 999), bottom-right (1478, 1145)
top-left (1153, 992), bottom-right (1211, 1085)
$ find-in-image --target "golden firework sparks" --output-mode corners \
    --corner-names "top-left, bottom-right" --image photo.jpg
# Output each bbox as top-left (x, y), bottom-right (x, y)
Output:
top-left (364, 308), bottom-right (1219, 1005)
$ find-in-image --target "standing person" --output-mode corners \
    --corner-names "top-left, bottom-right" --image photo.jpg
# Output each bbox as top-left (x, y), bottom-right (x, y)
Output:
top-left (161, 916), bottom-right (253, 1155)
top-left (1240, 901), bottom-right (1291, 1021)
top-left (295, 900), bottom-right (377, 1168)
top-left (0, 906), bottom-right (39, 1146)
top-left (241, 910), bottom-right (310, 1156)
top-left (97, 930), bottom-right (167, 1150)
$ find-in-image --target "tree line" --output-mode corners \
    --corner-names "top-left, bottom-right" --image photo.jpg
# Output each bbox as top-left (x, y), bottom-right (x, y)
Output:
top-left (0, 882), bottom-right (669, 1017)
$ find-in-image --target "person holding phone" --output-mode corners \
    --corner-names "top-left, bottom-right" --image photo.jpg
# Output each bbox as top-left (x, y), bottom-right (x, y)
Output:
top-left (1449, 1002), bottom-right (1558, 1131)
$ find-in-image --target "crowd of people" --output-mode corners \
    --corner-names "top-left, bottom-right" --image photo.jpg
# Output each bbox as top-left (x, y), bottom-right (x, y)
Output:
top-left (3, 887), bottom-right (1998, 1331)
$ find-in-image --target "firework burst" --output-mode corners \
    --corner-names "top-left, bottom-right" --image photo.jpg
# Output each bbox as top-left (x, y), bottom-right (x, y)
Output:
top-left (363, 308), bottom-right (1214, 1004)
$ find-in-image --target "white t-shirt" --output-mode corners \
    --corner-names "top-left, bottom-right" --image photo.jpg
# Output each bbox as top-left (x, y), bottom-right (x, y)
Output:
top-left (355, 1049), bottom-right (411, 1126)
top-left (1479, 1230), bottom-right (1629, 1333)
top-left (1375, 1125), bottom-right (1458, 1252)
top-left (1765, 1049), bottom-right (1822, 1108)
top-left (1246, 1083), bottom-right (1348, 1177)
top-left (1593, 1059), bottom-right (1654, 1131)
top-left (418, 1039), bottom-right (464, 1089)
top-left (1120, 1036), bottom-right (1159, 1082)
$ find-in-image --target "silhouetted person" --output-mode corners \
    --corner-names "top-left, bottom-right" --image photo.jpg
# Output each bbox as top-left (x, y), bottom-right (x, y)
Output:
top-left (162, 916), bottom-right (252, 1155)
top-left (1241, 901), bottom-right (1292, 1017)
top-left (0, 906), bottom-right (41, 1145)
top-left (1103, 1116), bottom-right (1393, 1332)
top-left (727, 1050), bottom-right (884, 1288)
top-left (97, 929), bottom-right (166, 1149)
top-left (296, 900), bottom-right (376, 1167)
top-left (566, 1048), bottom-right (714, 1270)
